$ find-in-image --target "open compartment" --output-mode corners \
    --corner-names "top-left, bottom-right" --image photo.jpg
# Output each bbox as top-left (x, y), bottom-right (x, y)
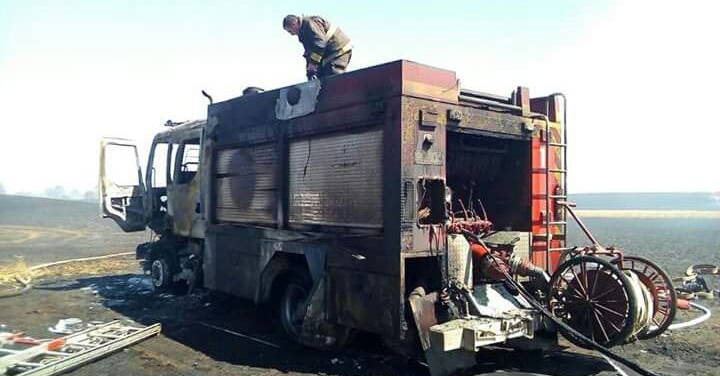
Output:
top-left (446, 131), bottom-right (531, 231)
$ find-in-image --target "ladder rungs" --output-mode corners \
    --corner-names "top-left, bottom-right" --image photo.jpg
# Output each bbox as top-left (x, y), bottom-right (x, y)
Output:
top-left (7, 322), bottom-right (160, 376)
top-left (549, 247), bottom-right (575, 252)
top-left (90, 333), bottom-right (122, 339)
top-left (546, 221), bottom-right (567, 225)
top-left (64, 343), bottom-right (95, 349)
top-left (548, 168), bottom-right (567, 173)
top-left (549, 195), bottom-right (567, 199)
top-left (533, 233), bottom-right (567, 237)
top-left (18, 361), bottom-right (44, 367)
top-left (548, 142), bottom-right (566, 147)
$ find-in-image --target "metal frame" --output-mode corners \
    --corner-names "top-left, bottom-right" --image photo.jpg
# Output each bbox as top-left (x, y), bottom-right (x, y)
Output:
top-left (1, 321), bottom-right (161, 376)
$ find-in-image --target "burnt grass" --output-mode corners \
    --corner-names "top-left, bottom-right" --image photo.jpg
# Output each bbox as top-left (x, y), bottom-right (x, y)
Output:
top-left (4, 270), bottom-right (627, 376)
top-left (1, 195), bottom-right (719, 375)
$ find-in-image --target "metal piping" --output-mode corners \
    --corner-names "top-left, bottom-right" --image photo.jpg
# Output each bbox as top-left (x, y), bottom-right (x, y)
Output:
top-left (459, 88), bottom-right (512, 104)
top-left (458, 95), bottom-right (522, 112)
top-left (559, 201), bottom-right (603, 248)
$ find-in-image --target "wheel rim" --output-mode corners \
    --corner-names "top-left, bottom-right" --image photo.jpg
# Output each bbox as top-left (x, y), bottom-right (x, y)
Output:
top-left (281, 283), bottom-right (309, 338)
top-left (151, 260), bottom-right (165, 288)
top-left (549, 256), bottom-right (634, 347)
top-left (616, 256), bottom-right (676, 339)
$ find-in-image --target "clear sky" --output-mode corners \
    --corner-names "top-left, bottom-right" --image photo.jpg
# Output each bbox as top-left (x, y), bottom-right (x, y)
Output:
top-left (1, 0), bottom-right (718, 194)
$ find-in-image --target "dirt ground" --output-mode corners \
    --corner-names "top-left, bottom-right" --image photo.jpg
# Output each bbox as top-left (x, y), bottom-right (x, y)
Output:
top-left (1, 258), bottom-right (718, 376)
top-left (1, 195), bottom-right (719, 376)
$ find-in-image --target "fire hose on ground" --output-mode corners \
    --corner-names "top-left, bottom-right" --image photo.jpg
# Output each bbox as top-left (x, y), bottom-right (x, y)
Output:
top-left (0, 252), bottom-right (134, 299)
top-left (665, 301), bottom-right (711, 330)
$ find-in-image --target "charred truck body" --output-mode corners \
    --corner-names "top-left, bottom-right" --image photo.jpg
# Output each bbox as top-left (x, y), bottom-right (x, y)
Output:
top-left (100, 60), bottom-right (577, 375)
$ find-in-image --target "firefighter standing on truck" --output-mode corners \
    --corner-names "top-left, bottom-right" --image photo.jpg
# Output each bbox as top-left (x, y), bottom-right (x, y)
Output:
top-left (283, 15), bottom-right (352, 80)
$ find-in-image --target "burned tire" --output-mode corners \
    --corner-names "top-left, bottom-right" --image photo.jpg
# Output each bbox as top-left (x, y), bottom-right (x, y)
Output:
top-left (277, 268), bottom-right (354, 349)
top-left (279, 270), bottom-right (313, 342)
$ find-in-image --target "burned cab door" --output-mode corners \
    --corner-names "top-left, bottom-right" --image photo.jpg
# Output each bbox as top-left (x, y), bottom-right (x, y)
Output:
top-left (99, 138), bottom-right (147, 232)
top-left (167, 138), bottom-right (203, 238)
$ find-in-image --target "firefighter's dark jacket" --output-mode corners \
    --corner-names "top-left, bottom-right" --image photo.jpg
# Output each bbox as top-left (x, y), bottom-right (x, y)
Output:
top-left (298, 16), bottom-right (351, 66)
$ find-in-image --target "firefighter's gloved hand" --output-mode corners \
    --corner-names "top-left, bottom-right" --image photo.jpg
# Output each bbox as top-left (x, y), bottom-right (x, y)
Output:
top-left (306, 63), bottom-right (318, 81)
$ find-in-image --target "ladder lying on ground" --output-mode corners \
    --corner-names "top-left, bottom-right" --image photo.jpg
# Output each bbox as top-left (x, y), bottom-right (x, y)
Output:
top-left (0, 321), bottom-right (161, 376)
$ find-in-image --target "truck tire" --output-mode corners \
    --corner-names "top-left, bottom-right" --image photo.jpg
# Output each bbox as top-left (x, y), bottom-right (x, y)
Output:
top-left (150, 258), bottom-right (173, 290)
top-left (150, 255), bottom-right (187, 294)
top-left (279, 270), bottom-right (313, 342)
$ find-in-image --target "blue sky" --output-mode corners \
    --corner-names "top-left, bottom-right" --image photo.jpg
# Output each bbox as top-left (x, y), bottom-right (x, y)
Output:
top-left (1, 0), bottom-right (718, 194)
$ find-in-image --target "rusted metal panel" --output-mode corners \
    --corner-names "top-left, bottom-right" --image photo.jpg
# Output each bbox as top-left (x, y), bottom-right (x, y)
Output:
top-left (400, 97), bottom-right (447, 258)
top-left (288, 129), bottom-right (383, 227)
top-left (448, 107), bottom-right (531, 139)
top-left (400, 61), bottom-right (459, 103)
top-left (514, 86), bottom-right (530, 116)
top-left (530, 95), bottom-right (562, 122)
top-left (214, 143), bottom-right (278, 224)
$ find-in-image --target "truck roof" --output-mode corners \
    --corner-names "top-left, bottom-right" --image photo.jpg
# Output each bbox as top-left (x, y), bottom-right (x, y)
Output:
top-left (153, 119), bottom-right (206, 143)
top-left (206, 60), bottom-right (554, 144)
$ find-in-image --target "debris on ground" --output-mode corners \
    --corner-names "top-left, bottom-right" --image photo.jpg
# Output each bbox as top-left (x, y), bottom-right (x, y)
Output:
top-left (127, 277), bottom-right (154, 290)
top-left (667, 265), bottom-right (716, 328)
top-left (48, 318), bottom-right (83, 334)
top-left (674, 264), bottom-right (719, 298)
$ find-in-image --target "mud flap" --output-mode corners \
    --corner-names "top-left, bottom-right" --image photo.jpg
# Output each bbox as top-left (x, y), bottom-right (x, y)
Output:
top-left (299, 276), bottom-right (350, 349)
top-left (408, 287), bottom-right (477, 376)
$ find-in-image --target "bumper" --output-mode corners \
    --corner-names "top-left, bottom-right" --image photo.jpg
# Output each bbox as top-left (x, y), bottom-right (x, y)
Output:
top-left (428, 312), bottom-right (535, 352)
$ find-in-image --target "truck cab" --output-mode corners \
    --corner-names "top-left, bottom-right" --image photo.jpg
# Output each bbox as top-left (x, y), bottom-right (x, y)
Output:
top-left (99, 120), bottom-right (206, 290)
top-left (99, 120), bottom-right (205, 238)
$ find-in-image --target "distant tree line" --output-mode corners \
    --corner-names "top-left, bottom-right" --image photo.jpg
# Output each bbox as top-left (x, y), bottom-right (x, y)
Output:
top-left (0, 183), bottom-right (97, 202)
top-left (43, 185), bottom-right (97, 202)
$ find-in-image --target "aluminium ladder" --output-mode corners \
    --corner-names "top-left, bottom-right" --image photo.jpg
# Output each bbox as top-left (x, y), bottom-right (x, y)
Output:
top-left (543, 94), bottom-right (570, 271)
top-left (0, 321), bottom-right (161, 376)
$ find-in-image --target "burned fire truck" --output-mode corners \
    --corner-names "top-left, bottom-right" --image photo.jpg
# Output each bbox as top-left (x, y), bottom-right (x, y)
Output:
top-left (100, 60), bottom-right (676, 375)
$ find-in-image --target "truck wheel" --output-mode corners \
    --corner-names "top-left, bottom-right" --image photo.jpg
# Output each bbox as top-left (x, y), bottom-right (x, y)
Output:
top-left (150, 258), bottom-right (173, 290)
top-left (279, 271), bottom-right (312, 342)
